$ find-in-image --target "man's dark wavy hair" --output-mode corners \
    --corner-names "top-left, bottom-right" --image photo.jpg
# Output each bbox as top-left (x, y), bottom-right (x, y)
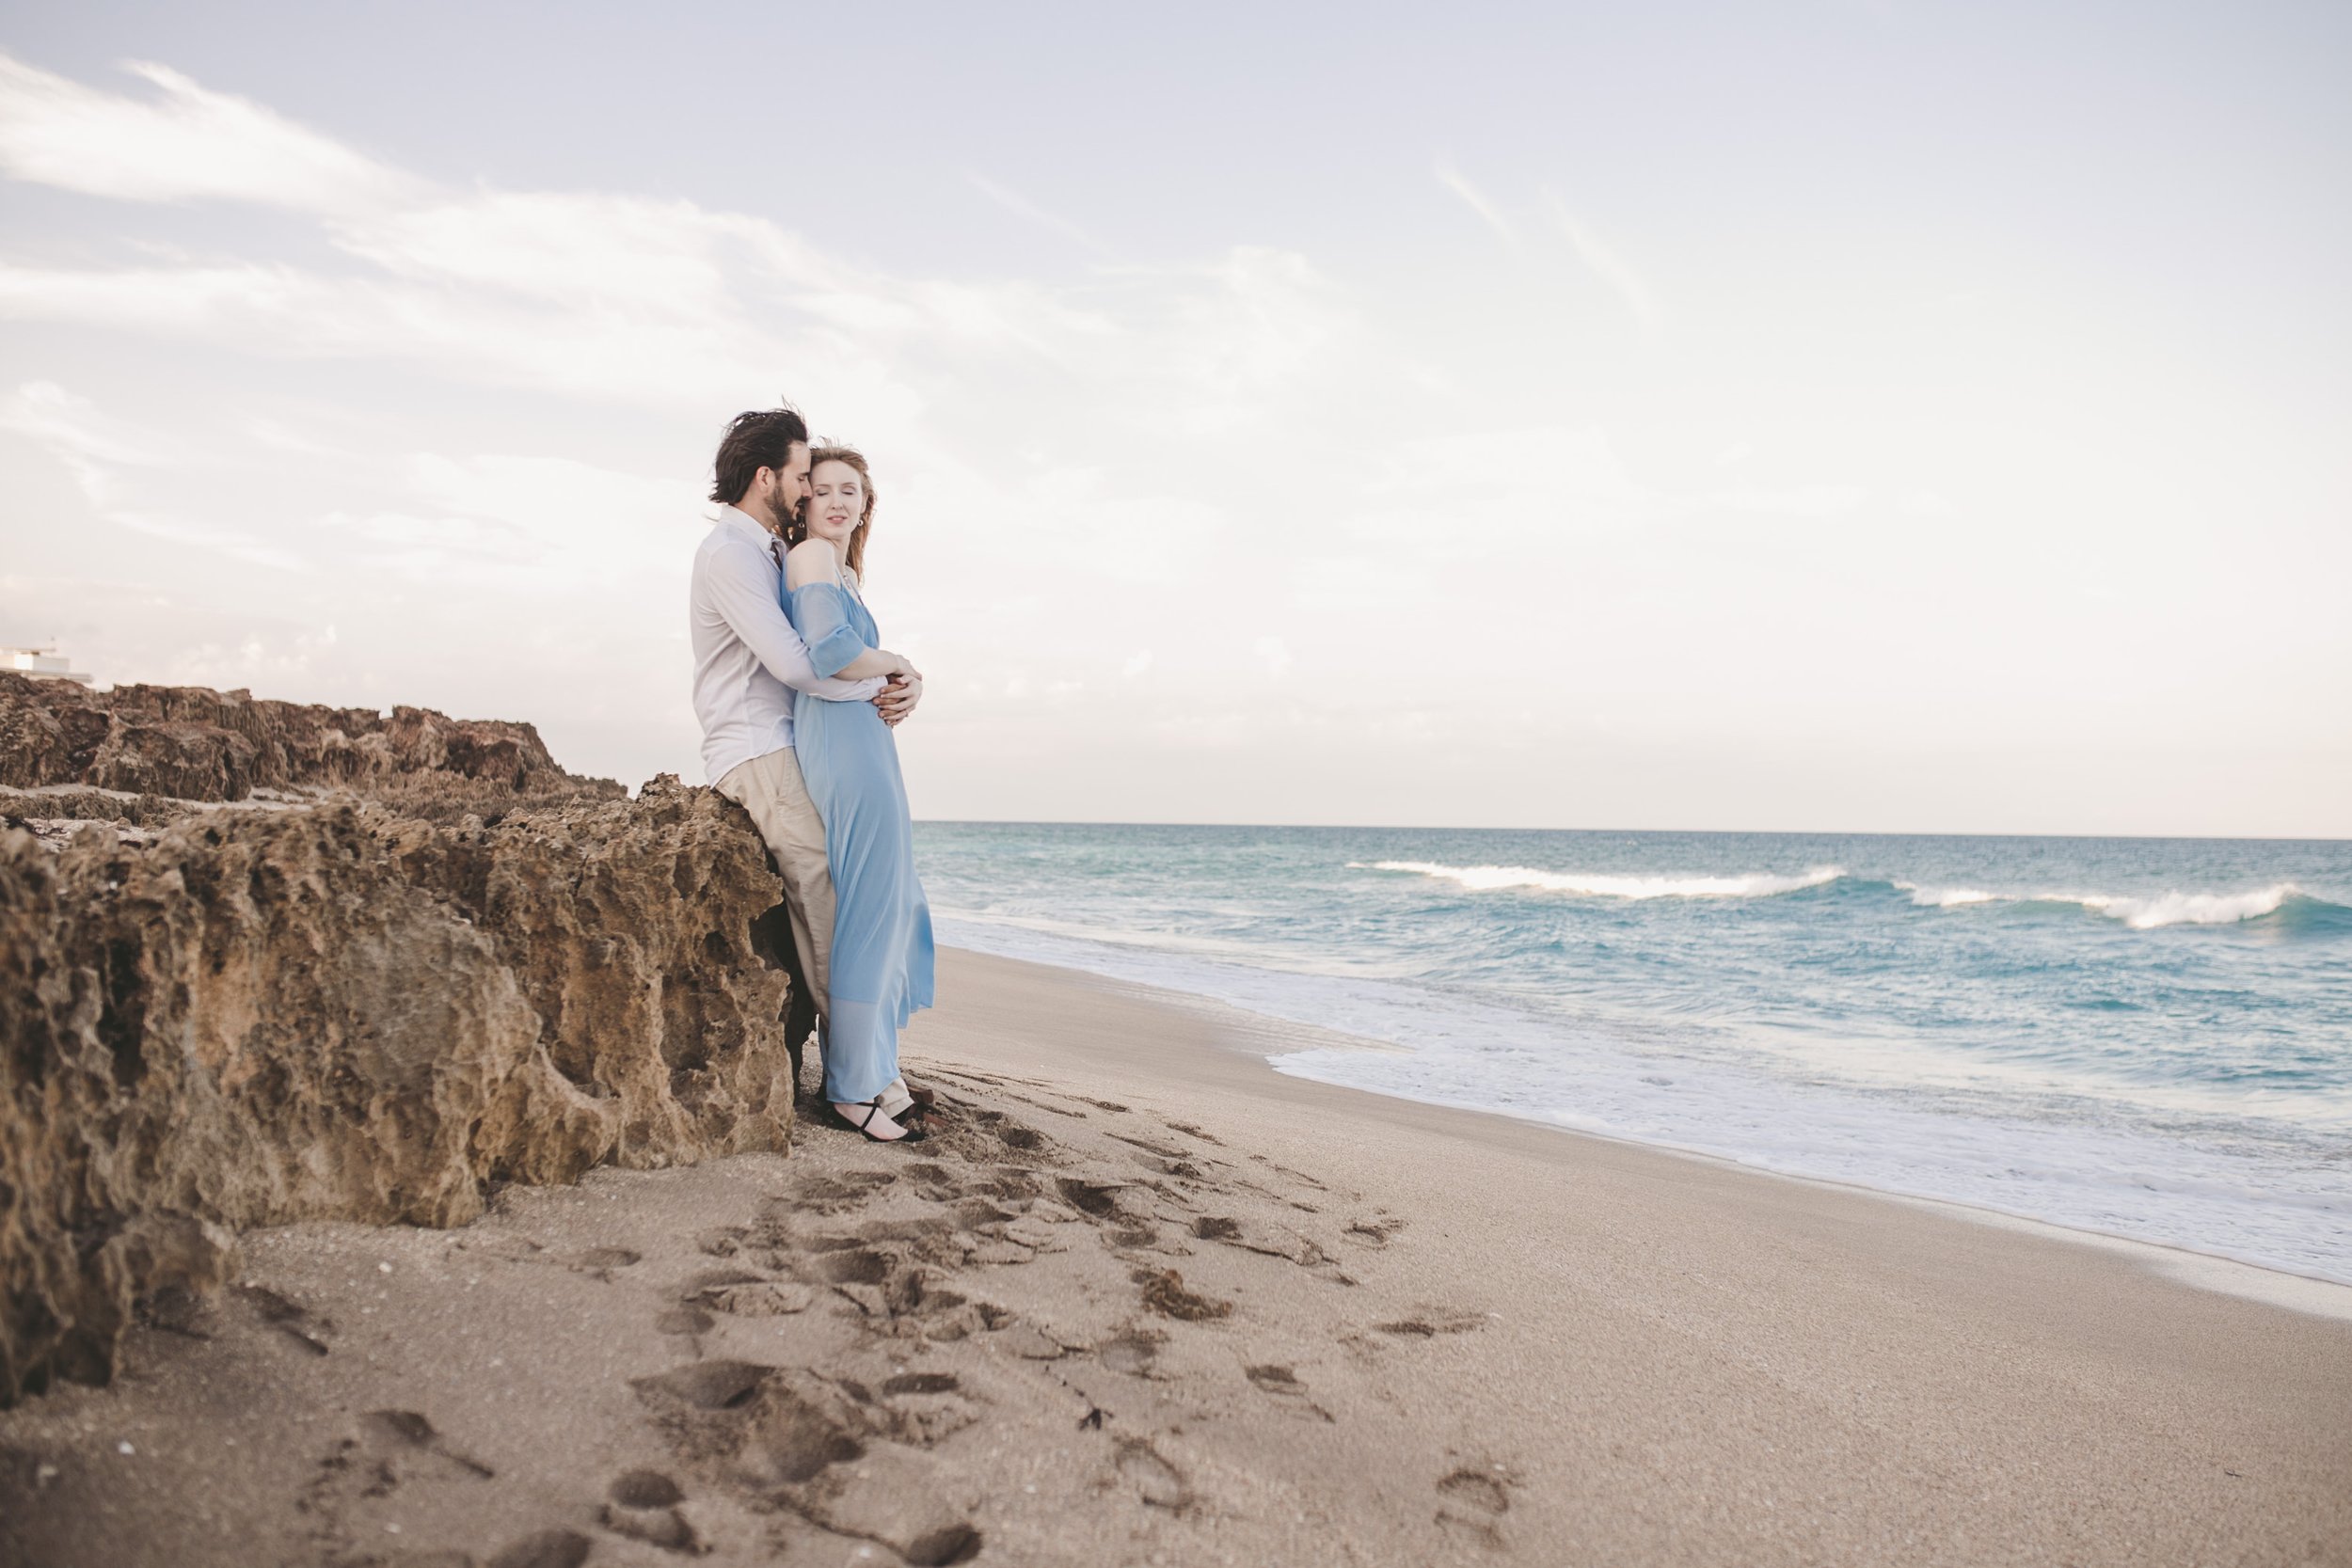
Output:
top-left (709, 404), bottom-right (811, 505)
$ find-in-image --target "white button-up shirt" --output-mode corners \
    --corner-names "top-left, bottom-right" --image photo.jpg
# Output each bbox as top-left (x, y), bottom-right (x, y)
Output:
top-left (690, 504), bottom-right (884, 784)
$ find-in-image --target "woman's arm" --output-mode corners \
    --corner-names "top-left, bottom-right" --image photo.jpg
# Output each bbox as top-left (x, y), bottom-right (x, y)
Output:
top-left (830, 645), bottom-right (919, 681)
top-left (785, 538), bottom-right (922, 682)
top-left (704, 534), bottom-right (884, 702)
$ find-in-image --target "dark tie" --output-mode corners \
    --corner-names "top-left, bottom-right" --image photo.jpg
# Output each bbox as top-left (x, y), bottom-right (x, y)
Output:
top-left (770, 536), bottom-right (786, 570)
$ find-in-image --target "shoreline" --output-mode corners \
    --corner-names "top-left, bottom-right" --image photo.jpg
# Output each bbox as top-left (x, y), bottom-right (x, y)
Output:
top-left (933, 915), bottom-right (2352, 1298)
top-left (3, 943), bottom-right (2346, 1565)
top-left (968, 944), bottom-right (2352, 1320)
top-left (1263, 1023), bottom-right (2352, 1321)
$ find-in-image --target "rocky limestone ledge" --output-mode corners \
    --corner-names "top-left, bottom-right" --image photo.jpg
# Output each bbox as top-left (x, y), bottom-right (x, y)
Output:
top-left (0, 670), bottom-right (622, 815)
top-left (0, 776), bottom-right (801, 1407)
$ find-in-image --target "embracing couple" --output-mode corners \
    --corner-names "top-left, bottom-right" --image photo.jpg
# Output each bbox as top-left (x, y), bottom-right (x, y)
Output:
top-left (689, 405), bottom-right (935, 1146)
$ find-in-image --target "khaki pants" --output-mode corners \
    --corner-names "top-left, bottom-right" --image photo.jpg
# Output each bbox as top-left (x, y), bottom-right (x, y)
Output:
top-left (717, 747), bottom-right (833, 1021)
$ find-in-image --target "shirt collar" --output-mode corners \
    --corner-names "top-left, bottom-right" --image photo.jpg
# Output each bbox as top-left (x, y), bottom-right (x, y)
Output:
top-left (717, 504), bottom-right (787, 560)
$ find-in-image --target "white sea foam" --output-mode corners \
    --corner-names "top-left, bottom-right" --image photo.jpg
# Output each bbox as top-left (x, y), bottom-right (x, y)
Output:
top-left (2080, 885), bottom-right (2302, 928)
top-left (1896, 880), bottom-right (2303, 927)
top-left (1354, 861), bottom-right (1845, 899)
top-left (1895, 882), bottom-right (2004, 909)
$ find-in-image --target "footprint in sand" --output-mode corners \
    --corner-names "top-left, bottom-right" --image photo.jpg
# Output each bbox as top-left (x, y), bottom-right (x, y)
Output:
top-left (993, 1321), bottom-right (1072, 1360)
top-left (485, 1528), bottom-right (592, 1568)
top-left (357, 1409), bottom-right (495, 1479)
top-left (1108, 1132), bottom-right (1216, 1181)
top-left (655, 1305), bottom-right (715, 1338)
top-left (609, 1468), bottom-right (684, 1506)
top-left (748, 1388), bottom-right (869, 1485)
top-left (701, 1278), bottom-right (817, 1317)
top-left (880, 1370), bottom-right (957, 1396)
top-left (1374, 1308), bottom-right (1486, 1338)
top-left (1114, 1438), bottom-right (1190, 1510)
top-left (632, 1361), bottom-right (865, 1487)
top-left (815, 1243), bottom-right (892, 1285)
top-left (1245, 1363), bottom-right (1338, 1423)
top-left (633, 1358), bottom-right (771, 1411)
top-left (602, 1468), bottom-right (696, 1553)
top-left (1136, 1268), bottom-right (1233, 1322)
top-left (696, 1225), bottom-right (747, 1258)
top-left (900, 1524), bottom-right (986, 1565)
top-left (1096, 1330), bottom-right (1164, 1377)
top-left (1435, 1463), bottom-right (1516, 1549)
top-left (237, 1284), bottom-right (333, 1356)
top-left (897, 1161), bottom-right (966, 1201)
top-left (567, 1246), bottom-right (642, 1278)
top-left (630, 1352), bottom-right (987, 1562)
top-left (294, 1407), bottom-right (494, 1550)
top-left (1249, 1153), bottom-right (1331, 1193)
top-left (1188, 1213), bottom-right (1349, 1278)
top-left (793, 1170), bottom-right (900, 1214)
top-left (1245, 1363), bottom-right (1303, 1395)
top-left (1056, 1178), bottom-right (1126, 1219)
top-left (867, 1370), bottom-right (980, 1449)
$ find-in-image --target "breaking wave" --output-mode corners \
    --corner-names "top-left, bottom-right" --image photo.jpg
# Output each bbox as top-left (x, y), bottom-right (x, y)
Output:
top-left (1355, 861), bottom-right (1845, 899)
top-left (1363, 863), bottom-right (2346, 929)
top-left (1895, 881), bottom-right (2341, 929)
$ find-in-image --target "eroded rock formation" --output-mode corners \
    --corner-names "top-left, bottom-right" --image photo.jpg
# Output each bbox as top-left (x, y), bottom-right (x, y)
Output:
top-left (0, 676), bottom-right (801, 1406)
top-left (0, 670), bottom-right (621, 819)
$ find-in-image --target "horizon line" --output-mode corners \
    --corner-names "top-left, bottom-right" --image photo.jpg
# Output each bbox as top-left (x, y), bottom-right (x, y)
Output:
top-left (905, 818), bottom-right (2352, 847)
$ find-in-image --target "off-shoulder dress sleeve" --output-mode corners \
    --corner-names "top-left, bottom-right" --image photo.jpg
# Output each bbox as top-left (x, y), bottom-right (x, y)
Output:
top-left (784, 581), bottom-right (869, 681)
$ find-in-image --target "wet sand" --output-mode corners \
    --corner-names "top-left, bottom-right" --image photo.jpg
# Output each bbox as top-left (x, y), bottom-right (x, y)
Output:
top-left (3, 946), bottom-right (2347, 1566)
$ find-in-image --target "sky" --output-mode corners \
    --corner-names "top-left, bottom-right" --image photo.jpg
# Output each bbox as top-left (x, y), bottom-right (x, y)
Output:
top-left (2, 2), bottom-right (2346, 836)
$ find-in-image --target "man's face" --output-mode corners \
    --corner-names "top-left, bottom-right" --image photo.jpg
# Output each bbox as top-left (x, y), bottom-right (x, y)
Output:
top-left (755, 442), bottom-right (813, 531)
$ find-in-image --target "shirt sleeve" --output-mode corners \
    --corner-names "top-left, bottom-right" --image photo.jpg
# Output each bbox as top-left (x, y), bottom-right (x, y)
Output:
top-left (707, 539), bottom-right (883, 702)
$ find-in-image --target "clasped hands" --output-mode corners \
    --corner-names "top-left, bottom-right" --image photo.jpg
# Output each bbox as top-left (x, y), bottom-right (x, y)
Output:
top-left (874, 666), bottom-right (922, 728)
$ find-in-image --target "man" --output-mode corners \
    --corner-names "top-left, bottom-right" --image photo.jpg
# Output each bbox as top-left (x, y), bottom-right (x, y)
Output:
top-left (690, 404), bottom-right (927, 1119)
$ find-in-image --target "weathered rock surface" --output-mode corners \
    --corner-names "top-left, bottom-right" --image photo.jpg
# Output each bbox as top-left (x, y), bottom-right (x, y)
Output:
top-left (0, 670), bottom-right (621, 817)
top-left (0, 677), bottom-right (801, 1406)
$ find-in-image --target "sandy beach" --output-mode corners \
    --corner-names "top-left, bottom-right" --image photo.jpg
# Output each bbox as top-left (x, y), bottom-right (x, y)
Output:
top-left (3, 944), bottom-right (2346, 1567)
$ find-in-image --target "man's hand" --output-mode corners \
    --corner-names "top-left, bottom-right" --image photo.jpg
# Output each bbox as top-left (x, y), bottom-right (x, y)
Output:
top-left (875, 673), bottom-right (923, 727)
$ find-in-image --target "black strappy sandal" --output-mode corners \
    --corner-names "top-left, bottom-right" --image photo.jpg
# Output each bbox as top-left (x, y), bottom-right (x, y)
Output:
top-left (829, 1098), bottom-right (927, 1144)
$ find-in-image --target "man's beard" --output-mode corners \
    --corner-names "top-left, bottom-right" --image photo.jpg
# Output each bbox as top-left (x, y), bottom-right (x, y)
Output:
top-left (765, 475), bottom-right (804, 535)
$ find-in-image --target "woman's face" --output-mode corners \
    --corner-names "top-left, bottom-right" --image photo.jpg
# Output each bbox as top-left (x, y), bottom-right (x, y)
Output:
top-left (806, 460), bottom-right (864, 548)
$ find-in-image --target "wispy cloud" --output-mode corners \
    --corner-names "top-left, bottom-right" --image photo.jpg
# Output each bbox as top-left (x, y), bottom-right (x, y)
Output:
top-left (1546, 194), bottom-right (1663, 334)
top-left (0, 54), bottom-right (419, 212)
top-left (0, 50), bottom-right (1394, 771)
top-left (1434, 160), bottom-right (1518, 245)
top-left (968, 173), bottom-right (1116, 260)
top-left (0, 50), bottom-right (1343, 429)
top-left (1, 380), bottom-right (306, 570)
top-left (0, 379), bottom-right (160, 500)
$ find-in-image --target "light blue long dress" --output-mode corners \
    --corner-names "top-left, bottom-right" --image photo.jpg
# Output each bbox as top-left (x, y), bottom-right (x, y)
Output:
top-left (783, 563), bottom-right (935, 1104)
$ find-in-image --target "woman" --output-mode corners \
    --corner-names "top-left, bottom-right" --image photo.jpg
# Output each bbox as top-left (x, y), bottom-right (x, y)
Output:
top-left (782, 445), bottom-right (936, 1143)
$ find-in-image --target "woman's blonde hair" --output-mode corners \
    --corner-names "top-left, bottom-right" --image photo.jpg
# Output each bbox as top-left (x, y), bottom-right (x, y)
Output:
top-left (790, 444), bottom-right (877, 578)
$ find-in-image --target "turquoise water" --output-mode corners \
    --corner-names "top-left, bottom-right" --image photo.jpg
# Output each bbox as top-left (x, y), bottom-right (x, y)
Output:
top-left (913, 825), bottom-right (2352, 1283)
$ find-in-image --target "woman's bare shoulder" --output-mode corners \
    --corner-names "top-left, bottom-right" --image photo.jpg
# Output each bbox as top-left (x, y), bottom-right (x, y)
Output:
top-left (784, 536), bottom-right (840, 588)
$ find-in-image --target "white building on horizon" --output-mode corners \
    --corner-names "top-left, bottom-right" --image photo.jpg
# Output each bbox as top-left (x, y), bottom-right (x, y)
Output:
top-left (5, 646), bottom-right (93, 686)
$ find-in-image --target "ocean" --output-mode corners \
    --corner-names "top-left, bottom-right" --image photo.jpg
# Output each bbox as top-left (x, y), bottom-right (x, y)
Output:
top-left (912, 824), bottom-right (2352, 1285)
